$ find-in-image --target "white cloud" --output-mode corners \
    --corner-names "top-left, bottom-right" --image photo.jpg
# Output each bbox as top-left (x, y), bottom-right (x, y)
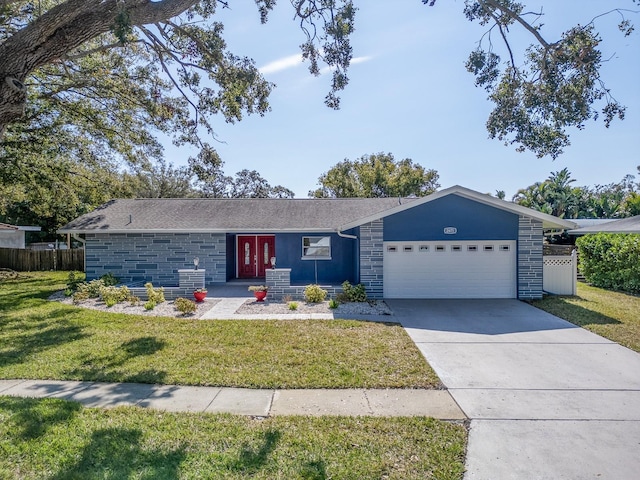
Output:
top-left (259, 54), bottom-right (304, 74)
top-left (260, 54), bottom-right (373, 75)
top-left (318, 55), bottom-right (373, 75)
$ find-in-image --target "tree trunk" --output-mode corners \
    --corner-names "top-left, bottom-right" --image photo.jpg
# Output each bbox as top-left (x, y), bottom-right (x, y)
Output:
top-left (0, 0), bottom-right (198, 137)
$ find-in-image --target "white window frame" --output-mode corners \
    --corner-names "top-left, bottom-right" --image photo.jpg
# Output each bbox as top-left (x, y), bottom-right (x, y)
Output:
top-left (302, 236), bottom-right (331, 260)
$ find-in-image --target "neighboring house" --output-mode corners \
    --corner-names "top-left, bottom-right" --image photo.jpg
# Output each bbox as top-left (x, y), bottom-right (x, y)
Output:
top-left (568, 216), bottom-right (640, 235)
top-left (58, 185), bottom-right (576, 300)
top-left (0, 223), bottom-right (41, 249)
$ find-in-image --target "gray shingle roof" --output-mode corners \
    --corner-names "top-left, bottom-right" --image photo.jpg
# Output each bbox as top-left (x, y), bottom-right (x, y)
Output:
top-left (568, 215), bottom-right (640, 234)
top-left (58, 197), bottom-right (410, 233)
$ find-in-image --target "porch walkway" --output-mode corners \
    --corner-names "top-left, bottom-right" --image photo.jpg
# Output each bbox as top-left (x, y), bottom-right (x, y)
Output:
top-left (201, 282), bottom-right (340, 320)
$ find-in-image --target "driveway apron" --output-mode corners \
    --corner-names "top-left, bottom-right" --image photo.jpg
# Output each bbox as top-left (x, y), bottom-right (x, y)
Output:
top-left (388, 299), bottom-right (640, 480)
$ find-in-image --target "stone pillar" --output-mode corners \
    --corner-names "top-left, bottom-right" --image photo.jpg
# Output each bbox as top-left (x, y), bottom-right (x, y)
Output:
top-left (518, 216), bottom-right (543, 299)
top-left (266, 268), bottom-right (291, 298)
top-left (359, 220), bottom-right (384, 299)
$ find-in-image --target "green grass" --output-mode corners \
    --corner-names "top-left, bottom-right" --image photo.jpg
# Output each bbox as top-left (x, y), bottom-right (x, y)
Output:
top-left (0, 396), bottom-right (467, 479)
top-left (531, 282), bottom-right (640, 352)
top-left (0, 272), bottom-right (439, 388)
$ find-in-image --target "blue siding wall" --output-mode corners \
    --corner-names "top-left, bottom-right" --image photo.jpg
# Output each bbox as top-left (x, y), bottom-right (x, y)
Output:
top-left (384, 195), bottom-right (519, 241)
top-left (275, 232), bottom-right (357, 285)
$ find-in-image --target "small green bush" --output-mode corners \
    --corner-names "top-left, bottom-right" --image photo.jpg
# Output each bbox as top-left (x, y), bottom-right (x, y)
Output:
top-left (144, 300), bottom-right (156, 311)
top-left (145, 282), bottom-right (165, 303)
top-left (99, 285), bottom-right (131, 306)
top-left (288, 301), bottom-right (299, 311)
top-left (576, 233), bottom-right (640, 293)
top-left (175, 297), bottom-right (197, 315)
top-left (104, 297), bottom-right (118, 307)
top-left (341, 281), bottom-right (367, 302)
top-left (304, 284), bottom-right (327, 303)
top-left (73, 278), bottom-right (107, 302)
top-left (66, 271), bottom-right (83, 292)
top-left (100, 272), bottom-right (119, 286)
top-left (329, 299), bottom-right (339, 309)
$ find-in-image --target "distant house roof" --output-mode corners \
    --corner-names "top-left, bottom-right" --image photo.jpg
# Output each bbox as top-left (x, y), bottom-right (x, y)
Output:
top-left (0, 223), bottom-right (41, 231)
top-left (568, 215), bottom-right (640, 235)
top-left (58, 186), bottom-right (577, 235)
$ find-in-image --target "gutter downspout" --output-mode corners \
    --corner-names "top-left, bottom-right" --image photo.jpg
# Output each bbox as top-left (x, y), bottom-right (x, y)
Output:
top-left (336, 229), bottom-right (359, 283)
top-left (336, 230), bottom-right (358, 240)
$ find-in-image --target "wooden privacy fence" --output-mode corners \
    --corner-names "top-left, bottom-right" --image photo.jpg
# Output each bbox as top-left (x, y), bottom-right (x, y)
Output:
top-left (0, 248), bottom-right (84, 272)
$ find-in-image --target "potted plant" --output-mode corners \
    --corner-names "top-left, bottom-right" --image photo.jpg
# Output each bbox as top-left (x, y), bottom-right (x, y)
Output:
top-left (193, 288), bottom-right (208, 302)
top-left (248, 285), bottom-right (268, 302)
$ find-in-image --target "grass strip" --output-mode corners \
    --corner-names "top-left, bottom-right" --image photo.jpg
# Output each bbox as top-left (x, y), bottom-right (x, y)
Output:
top-left (531, 282), bottom-right (640, 352)
top-left (0, 396), bottom-right (467, 480)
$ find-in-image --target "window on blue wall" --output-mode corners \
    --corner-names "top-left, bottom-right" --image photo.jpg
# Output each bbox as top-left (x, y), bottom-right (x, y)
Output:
top-left (302, 236), bottom-right (331, 260)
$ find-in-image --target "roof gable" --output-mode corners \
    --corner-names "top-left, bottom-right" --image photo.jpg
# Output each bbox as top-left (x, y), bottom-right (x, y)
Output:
top-left (338, 185), bottom-right (578, 231)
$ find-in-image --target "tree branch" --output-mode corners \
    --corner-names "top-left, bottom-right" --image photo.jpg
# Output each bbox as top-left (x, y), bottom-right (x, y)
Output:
top-left (480, 0), bottom-right (552, 49)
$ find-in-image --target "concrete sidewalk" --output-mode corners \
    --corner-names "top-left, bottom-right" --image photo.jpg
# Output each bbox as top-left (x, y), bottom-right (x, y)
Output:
top-left (0, 379), bottom-right (465, 419)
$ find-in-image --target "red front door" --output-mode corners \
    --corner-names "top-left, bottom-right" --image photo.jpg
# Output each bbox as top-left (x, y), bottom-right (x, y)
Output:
top-left (237, 235), bottom-right (275, 278)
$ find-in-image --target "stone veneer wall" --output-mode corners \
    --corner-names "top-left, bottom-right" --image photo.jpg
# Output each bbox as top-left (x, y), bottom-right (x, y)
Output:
top-left (128, 269), bottom-right (206, 300)
top-left (85, 232), bottom-right (226, 285)
top-left (266, 269), bottom-right (344, 301)
top-left (518, 216), bottom-right (543, 299)
top-left (359, 220), bottom-right (384, 299)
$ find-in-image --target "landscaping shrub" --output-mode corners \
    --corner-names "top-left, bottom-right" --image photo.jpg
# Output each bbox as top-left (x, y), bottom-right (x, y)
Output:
top-left (288, 301), bottom-right (299, 311)
top-left (65, 271), bottom-right (83, 295)
top-left (174, 297), bottom-right (197, 315)
top-left (340, 280), bottom-right (367, 302)
top-left (100, 272), bottom-right (119, 287)
top-left (99, 285), bottom-right (131, 307)
top-left (73, 279), bottom-right (107, 303)
top-left (144, 282), bottom-right (165, 303)
top-left (576, 233), bottom-right (640, 293)
top-left (144, 300), bottom-right (156, 311)
top-left (329, 299), bottom-right (339, 309)
top-left (304, 284), bottom-right (327, 303)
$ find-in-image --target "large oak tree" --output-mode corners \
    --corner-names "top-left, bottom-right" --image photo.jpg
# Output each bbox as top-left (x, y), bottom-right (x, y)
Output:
top-left (1, 1), bottom-right (636, 159)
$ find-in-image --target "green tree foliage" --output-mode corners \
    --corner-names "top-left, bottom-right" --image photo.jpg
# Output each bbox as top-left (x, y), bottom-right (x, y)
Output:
top-left (1, 1), bottom-right (634, 163)
top-left (189, 146), bottom-right (294, 198)
top-left (513, 167), bottom-right (640, 219)
top-left (576, 233), bottom-right (640, 293)
top-left (129, 159), bottom-right (195, 198)
top-left (309, 153), bottom-right (440, 198)
top-left (444, 0), bottom-right (636, 158)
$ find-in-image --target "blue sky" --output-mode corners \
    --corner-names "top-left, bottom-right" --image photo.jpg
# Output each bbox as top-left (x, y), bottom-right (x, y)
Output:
top-left (163, 1), bottom-right (639, 199)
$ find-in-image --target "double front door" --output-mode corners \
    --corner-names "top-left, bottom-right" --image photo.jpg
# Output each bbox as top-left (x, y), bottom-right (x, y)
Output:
top-left (237, 235), bottom-right (275, 279)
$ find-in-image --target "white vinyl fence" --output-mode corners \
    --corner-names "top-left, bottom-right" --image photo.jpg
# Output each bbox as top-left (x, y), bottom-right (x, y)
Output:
top-left (543, 250), bottom-right (577, 295)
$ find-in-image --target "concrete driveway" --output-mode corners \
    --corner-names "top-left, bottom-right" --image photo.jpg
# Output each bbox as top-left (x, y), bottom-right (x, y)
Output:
top-left (388, 299), bottom-right (640, 480)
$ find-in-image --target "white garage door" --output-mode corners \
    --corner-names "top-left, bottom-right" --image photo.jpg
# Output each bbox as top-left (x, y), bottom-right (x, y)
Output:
top-left (383, 240), bottom-right (516, 299)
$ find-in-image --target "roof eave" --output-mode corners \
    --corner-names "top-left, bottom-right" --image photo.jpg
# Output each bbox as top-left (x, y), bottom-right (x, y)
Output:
top-left (57, 227), bottom-right (340, 235)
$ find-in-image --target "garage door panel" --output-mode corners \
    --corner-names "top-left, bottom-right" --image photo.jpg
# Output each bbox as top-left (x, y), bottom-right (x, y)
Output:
top-left (383, 241), bottom-right (516, 299)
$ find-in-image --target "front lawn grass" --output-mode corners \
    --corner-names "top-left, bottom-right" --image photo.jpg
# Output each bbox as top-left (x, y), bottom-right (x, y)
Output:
top-left (0, 272), bottom-right (439, 388)
top-left (531, 282), bottom-right (640, 352)
top-left (0, 396), bottom-right (467, 480)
